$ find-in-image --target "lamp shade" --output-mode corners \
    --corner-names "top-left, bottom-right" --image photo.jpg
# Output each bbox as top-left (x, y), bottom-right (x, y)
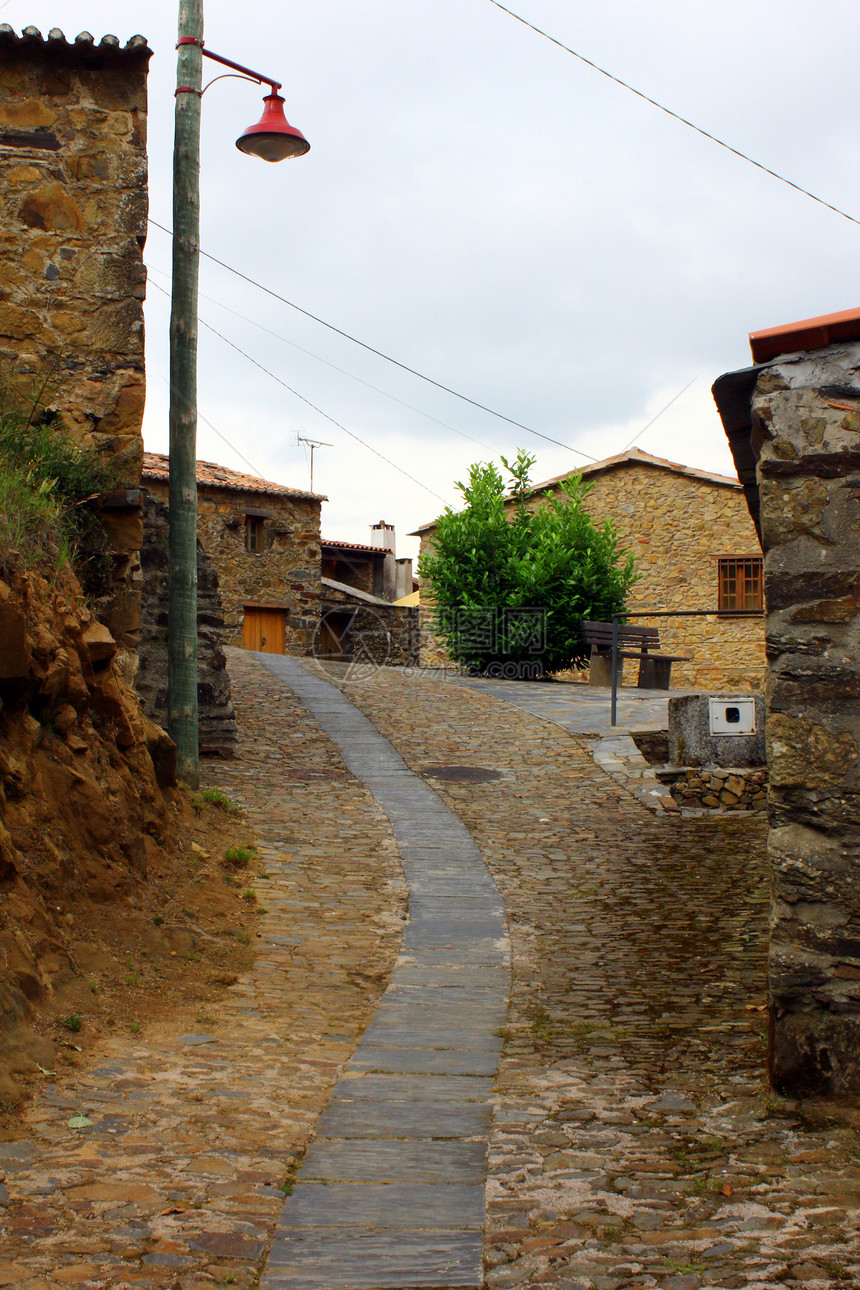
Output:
top-left (236, 93), bottom-right (310, 162)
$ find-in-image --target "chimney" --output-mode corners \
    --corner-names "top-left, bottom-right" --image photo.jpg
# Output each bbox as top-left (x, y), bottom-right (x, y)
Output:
top-left (370, 521), bottom-right (396, 600)
top-left (395, 557), bottom-right (413, 600)
top-left (370, 520), bottom-right (396, 555)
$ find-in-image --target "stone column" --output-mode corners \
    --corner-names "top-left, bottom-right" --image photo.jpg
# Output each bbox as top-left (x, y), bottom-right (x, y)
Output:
top-left (750, 343), bottom-right (860, 1094)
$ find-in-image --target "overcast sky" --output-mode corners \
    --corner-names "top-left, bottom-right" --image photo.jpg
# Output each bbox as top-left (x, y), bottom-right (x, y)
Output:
top-left (8, 1), bottom-right (860, 557)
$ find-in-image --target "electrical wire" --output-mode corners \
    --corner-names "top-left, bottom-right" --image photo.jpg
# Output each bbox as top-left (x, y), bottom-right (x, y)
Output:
top-left (485, 0), bottom-right (860, 229)
top-left (147, 217), bottom-right (597, 461)
top-left (621, 373), bottom-right (701, 452)
top-left (147, 263), bottom-right (500, 455)
top-left (148, 279), bottom-right (450, 504)
top-left (150, 368), bottom-right (266, 480)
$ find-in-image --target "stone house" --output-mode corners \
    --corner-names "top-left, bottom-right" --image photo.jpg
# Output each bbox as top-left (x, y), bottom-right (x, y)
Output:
top-left (0, 25), bottom-right (151, 677)
top-left (141, 452), bottom-right (324, 656)
top-left (321, 538), bottom-right (392, 600)
top-left (714, 305), bottom-right (860, 1095)
top-left (412, 448), bottom-right (765, 690)
top-left (319, 526), bottom-right (419, 666)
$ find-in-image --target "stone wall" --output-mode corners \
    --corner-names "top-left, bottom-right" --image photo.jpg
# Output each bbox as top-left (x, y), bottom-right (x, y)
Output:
top-left (0, 27), bottom-right (151, 665)
top-left (666, 766), bottom-right (768, 812)
top-left (144, 478), bottom-right (322, 654)
top-left (739, 343), bottom-right (860, 1095)
top-left (417, 455), bottom-right (765, 688)
top-left (320, 585), bottom-right (420, 668)
top-left (136, 495), bottom-right (236, 757)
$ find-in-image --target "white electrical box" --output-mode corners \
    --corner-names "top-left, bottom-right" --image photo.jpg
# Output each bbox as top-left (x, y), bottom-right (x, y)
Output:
top-left (709, 697), bottom-right (756, 736)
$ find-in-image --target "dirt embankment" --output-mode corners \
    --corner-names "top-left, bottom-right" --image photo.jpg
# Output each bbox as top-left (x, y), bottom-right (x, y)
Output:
top-left (0, 567), bottom-right (260, 1109)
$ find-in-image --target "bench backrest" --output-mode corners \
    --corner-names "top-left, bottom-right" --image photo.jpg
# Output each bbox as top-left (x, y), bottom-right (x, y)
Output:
top-left (581, 620), bottom-right (660, 650)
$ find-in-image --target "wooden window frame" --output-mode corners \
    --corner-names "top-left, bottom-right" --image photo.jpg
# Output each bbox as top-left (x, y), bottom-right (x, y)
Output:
top-left (245, 515), bottom-right (265, 554)
top-left (718, 555), bottom-right (763, 613)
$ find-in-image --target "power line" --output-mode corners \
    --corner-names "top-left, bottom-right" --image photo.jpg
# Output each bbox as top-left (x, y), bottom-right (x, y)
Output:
top-left (148, 279), bottom-right (449, 504)
top-left (147, 217), bottom-right (597, 461)
top-left (486, 0), bottom-right (860, 230)
top-left (147, 262), bottom-right (499, 455)
top-left (621, 373), bottom-right (701, 452)
top-left (150, 368), bottom-right (266, 480)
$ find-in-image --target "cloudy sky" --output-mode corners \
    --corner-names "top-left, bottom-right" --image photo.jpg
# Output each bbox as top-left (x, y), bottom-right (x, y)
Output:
top-left (8, 0), bottom-right (860, 557)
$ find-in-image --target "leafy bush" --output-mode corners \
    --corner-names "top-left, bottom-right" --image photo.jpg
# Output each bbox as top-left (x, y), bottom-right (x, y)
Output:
top-left (0, 379), bottom-right (115, 589)
top-left (418, 450), bottom-right (638, 676)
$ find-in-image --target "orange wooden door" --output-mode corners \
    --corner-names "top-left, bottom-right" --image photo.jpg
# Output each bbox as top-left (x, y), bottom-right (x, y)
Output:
top-left (242, 608), bottom-right (285, 653)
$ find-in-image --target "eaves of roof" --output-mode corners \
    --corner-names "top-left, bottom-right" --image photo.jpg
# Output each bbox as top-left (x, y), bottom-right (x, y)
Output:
top-left (0, 24), bottom-right (152, 61)
top-left (321, 539), bottom-right (391, 557)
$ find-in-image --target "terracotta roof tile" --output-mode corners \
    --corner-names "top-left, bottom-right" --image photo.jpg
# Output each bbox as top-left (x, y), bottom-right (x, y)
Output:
top-left (749, 306), bottom-right (860, 363)
top-left (321, 539), bottom-right (391, 555)
top-left (141, 451), bottom-right (325, 502)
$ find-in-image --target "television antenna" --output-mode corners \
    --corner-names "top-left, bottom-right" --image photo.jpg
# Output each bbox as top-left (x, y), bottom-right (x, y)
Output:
top-left (297, 436), bottom-right (331, 492)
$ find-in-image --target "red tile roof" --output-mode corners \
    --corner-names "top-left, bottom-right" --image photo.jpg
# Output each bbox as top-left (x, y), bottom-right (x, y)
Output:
top-left (321, 539), bottom-right (392, 556)
top-left (142, 451), bottom-right (325, 502)
top-left (749, 306), bottom-right (860, 364)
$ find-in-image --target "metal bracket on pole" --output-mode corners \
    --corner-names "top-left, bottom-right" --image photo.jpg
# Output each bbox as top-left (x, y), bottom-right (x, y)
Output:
top-left (177, 36), bottom-right (282, 91)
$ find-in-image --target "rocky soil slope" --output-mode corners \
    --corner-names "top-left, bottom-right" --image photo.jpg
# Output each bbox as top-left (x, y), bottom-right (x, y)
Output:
top-left (0, 565), bottom-right (246, 1105)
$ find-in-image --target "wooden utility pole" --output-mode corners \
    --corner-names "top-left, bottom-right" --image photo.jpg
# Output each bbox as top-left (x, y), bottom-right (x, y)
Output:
top-left (168, 0), bottom-right (203, 786)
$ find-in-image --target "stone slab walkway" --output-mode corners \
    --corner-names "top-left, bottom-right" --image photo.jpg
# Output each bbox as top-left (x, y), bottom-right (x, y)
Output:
top-left (253, 656), bottom-right (510, 1290)
top-left (448, 675), bottom-right (696, 738)
top-left (317, 662), bottom-right (860, 1290)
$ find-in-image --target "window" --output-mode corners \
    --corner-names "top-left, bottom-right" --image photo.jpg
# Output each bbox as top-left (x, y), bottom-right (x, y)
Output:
top-left (718, 556), bottom-right (762, 612)
top-left (245, 516), bottom-right (265, 553)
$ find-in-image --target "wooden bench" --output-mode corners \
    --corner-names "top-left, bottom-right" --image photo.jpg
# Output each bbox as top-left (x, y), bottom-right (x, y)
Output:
top-left (581, 621), bottom-right (692, 690)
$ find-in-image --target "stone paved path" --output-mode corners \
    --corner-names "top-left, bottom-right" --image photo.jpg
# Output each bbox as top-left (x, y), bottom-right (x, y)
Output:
top-left (448, 675), bottom-right (695, 738)
top-left (0, 652), bottom-right (408, 1289)
top-left (316, 662), bottom-right (860, 1290)
top-left (4, 655), bottom-right (860, 1290)
top-left (253, 656), bottom-right (509, 1290)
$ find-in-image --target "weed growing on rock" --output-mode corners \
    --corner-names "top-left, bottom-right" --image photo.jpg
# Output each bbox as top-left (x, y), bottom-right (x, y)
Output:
top-left (59, 1014), bottom-right (82, 1033)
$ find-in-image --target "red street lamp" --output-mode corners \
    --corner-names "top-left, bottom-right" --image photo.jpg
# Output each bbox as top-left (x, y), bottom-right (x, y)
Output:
top-left (237, 93), bottom-right (310, 161)
top-left (176, 38), bottom-right (310, 160)
top-left (168, 8), bottom-right (309, 787)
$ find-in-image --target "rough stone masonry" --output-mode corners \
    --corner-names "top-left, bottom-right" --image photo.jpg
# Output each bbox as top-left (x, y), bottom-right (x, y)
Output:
top-left (716, 325), bottom-right (860, 1095)
top-left (0, 26), bottom-right (151, 668)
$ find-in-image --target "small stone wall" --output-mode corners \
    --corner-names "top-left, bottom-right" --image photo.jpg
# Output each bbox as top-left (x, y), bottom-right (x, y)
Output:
top-left (320, 591), bottom-right (420, 668)
top-left (667, 766), bottom-right (768, 812)
top-left (136, 495), bottom-right (236, 757)
top-left (0, 28), bottom-right (152, 662)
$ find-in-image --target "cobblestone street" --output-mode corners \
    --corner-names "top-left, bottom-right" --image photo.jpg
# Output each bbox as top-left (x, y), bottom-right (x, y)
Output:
top-left (1, 652), bottom-right (859, 1290)
top-left (315, 660), bottom-right (860, 1290)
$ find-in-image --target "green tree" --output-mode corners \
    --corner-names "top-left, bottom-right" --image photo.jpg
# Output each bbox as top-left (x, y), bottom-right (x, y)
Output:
top-left (418, 450), bottom-right (637, 676)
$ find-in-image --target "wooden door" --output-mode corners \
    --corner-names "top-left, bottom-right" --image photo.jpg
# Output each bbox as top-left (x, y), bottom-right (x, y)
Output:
top-left (242, 607), bottom-right (286, 653)
top-left (317, 611), bottom-right (352, 658)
